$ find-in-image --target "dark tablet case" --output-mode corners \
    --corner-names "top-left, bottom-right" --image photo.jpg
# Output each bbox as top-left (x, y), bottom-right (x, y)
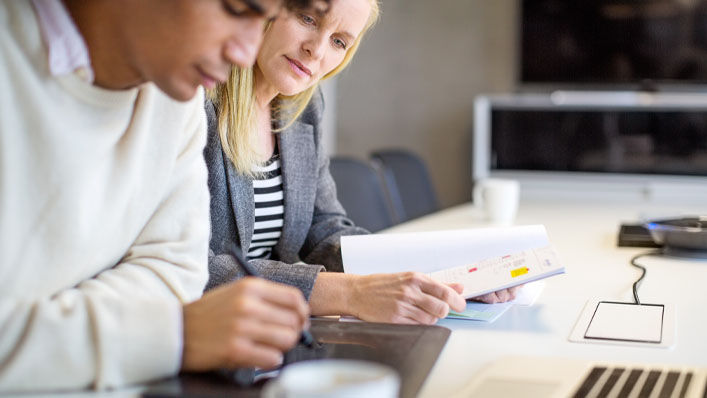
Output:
top-left (142, 318), bottom-right (451, 398)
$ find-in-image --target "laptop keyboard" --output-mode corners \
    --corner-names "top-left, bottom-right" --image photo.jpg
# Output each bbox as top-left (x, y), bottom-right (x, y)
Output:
top-left (573, 366), bottom-right (701, 398)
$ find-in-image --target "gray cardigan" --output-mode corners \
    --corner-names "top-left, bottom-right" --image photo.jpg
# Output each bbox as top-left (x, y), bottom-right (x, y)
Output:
top-left (204, 92), bottom-right (368, 299)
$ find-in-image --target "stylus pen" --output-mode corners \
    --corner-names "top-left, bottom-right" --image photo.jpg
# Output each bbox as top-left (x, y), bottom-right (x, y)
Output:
top-left (227, 241), bottom-right (315, 348)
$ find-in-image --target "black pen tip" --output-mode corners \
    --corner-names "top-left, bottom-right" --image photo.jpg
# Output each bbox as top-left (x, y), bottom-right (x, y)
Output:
top-left (300, 330), bottom-right (315, 348)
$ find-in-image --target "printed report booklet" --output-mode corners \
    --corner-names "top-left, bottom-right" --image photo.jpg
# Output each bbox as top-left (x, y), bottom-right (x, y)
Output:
top-left (341, 225), bottom-right (565, 298)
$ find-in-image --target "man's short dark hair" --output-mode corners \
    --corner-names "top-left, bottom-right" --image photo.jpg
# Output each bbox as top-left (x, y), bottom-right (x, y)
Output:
top-left (285, 0), bottom-right (329, 11)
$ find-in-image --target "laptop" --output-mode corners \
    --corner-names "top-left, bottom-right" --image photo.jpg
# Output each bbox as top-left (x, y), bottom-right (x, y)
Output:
top-left (453, 356), bottom-right (706, 398)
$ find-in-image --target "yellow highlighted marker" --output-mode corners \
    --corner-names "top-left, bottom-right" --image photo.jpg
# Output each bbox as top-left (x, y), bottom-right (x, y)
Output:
top-left (510, 266), bottom-right (529, 278)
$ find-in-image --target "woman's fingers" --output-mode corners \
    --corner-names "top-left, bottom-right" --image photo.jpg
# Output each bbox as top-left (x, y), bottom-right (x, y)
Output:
top-left (392, 300), bottom-right (439, 325)
top-left (509, 284), bottom-right (524, 297)
top-left (417, 277), bottom-right (466, 313)
top-left (410, 290), bottom-right (450, 319)
top-left (472, 292), bottom-right (499, 304)
top-left (447, 282), bottom-right (465, 294)
top-left (350, 272), bottom-right (467, 324)
top-left (471, 285), bottom-right (524, 304)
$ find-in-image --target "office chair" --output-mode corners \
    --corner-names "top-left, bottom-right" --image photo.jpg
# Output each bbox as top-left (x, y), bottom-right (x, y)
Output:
top-left (328, 156), bottom-right (398, 232)
top-left (370, 149), bottom-right (440, 222)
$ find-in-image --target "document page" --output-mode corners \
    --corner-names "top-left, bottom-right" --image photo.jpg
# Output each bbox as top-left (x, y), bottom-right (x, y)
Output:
top-left (341, 225), bottom-right (551, 275)
top-left (446, 301), bottom-right (514, 322)
top-left (428, 245), bottom-right (563, 299)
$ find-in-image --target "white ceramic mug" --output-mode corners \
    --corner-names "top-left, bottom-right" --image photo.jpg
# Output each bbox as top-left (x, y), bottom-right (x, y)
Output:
top-left (261, 359), bottom-right (400, 398)
top-left (473, 178), bottom-right (520, 225)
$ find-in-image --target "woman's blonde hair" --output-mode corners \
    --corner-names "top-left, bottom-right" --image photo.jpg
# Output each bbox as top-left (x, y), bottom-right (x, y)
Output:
top-left (211, 0), bottom-right (380, 176)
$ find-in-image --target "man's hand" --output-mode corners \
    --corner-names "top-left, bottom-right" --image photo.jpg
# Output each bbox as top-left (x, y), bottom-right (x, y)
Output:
top-left (181, 277), bottom-right (309, 371)
top-left (348, 272), bottom-right (466, 325)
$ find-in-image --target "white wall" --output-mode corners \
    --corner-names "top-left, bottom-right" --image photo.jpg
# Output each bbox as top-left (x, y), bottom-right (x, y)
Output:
top-left (334, 0), bottom-right (518, 206)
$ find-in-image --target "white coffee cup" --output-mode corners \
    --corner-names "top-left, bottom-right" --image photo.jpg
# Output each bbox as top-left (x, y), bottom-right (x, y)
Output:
top-left (473, 178), bottom-right (520, 225)
top-left (261, 359), bottom-right (400, 398)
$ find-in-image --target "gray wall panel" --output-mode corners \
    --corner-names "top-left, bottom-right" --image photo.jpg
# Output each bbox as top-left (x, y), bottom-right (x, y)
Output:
top-left (335, 0), bottom-right (517, 207)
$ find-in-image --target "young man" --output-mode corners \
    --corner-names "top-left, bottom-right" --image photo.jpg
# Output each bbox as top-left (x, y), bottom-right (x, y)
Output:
top-left (0, 0), bottom-right (325, 392)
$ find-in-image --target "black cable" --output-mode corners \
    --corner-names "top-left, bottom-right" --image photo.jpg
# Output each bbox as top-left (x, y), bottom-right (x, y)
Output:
top-left (629, 250), bottom-right (663, 305)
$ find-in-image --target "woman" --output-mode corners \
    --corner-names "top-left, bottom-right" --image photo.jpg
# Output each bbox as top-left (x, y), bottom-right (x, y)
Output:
top-left (206, 0), bottom-right (520, 324)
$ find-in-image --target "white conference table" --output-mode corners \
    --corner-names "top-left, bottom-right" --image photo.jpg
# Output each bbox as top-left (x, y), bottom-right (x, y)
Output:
top-left (26, 196), bottom-right (706, 398)
top-left (381, 196), bottom-right (707, 398)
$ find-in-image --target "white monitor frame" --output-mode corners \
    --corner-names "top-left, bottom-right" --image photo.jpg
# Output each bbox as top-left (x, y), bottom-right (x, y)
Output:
top-left (473, 92), bottom-right (707, 202)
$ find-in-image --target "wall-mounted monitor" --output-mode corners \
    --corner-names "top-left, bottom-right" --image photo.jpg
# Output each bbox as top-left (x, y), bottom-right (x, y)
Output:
top-left (473, 92), bottom-right (707, 199)
top-left (521, 0), bottom-right (707, 87)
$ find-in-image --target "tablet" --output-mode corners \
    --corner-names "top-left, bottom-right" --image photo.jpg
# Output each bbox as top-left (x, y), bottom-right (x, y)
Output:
top-left (569, 300), bottom-right (675, 348)
top-left (584, 301), bottom-right (664, 343)
top-left (143, 319), bottom-right (451, 398)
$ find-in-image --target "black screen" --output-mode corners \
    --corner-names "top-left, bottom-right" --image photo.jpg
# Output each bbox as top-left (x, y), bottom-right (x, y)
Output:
top-left (491, 109), bottom-right (707, 175)
top-left (521, 0), bottom-right (707, 85)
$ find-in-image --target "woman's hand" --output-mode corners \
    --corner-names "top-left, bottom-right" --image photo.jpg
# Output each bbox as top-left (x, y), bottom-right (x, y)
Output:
top-left (346, 272), bottom-right (466, 325)
top-left (181, 277), bottom-right (310, 371)
top-left (470, 285), bottom-right (524, 304)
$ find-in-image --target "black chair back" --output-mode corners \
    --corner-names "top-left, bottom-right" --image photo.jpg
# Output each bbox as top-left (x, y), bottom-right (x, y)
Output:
top-left (329, 157), bottom-right (398, 232)
top-left (371, 149), bottom-right (440, 222)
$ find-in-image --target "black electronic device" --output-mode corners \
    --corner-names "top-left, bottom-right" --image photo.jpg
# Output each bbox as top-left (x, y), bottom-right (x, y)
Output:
top-left (617, 224), bottom-right (662, 248)
top-left (521, 0), bottom-right (707, 87)
top-left (142, 319), bottom-right (451, 398)
top-left (490, 108), bottom-right (707, 177)
top-left (645, 216), bottom-right (707, 258)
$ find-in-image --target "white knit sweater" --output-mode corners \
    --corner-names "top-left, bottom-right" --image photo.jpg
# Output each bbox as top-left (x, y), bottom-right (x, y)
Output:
top-left (0, 1), bottom-right (209, 391)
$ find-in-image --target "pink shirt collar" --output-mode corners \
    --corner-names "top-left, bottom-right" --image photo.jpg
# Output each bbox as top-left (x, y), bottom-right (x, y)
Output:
top-left (31, 0), bottom-right (94, 82)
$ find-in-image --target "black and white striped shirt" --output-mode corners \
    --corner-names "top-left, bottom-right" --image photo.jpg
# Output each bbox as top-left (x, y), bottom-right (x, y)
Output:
top-left (247, 156), bottom-right (284, 260)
